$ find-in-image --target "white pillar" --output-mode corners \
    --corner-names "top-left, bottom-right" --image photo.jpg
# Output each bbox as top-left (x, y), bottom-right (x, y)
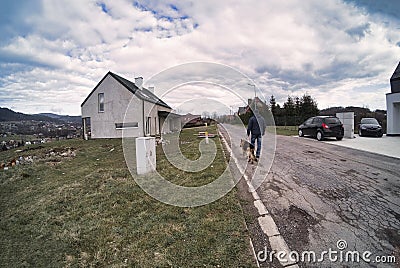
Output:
top-left (135, 137), bottom-right (156, 175)
top-left (336, 112), bottom-right (354, 138)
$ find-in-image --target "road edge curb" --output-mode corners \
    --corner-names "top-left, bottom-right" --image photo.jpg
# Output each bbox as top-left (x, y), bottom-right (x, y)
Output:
top-left (218, 125), bottom-right (299, 268)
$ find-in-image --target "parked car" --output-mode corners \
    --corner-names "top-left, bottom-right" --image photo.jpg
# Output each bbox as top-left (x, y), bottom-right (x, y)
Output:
top-left (298, 116), bottom-right (344, 141)
top-left (358, 118), bottom-right (383, 137)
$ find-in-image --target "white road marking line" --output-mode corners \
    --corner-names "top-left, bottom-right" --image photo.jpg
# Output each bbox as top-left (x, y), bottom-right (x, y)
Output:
top-left (254, 200), bottom-right (269, 215)
top-left (269, 235), bottom-right (299, 267)
top-left (258, 215), bottom-right (280, 237)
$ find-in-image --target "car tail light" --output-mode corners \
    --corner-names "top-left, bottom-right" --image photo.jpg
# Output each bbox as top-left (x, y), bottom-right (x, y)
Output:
top-left (322, 123), bottom-right (329, 129)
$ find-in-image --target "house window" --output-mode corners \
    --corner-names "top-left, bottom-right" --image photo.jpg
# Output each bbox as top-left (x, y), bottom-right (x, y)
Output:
top-left (145, 117), bottom-right (151, 135)
top-left (115, 122), bottom-right (138, 129)
top-left (98, 93), bottom-right (104, 112)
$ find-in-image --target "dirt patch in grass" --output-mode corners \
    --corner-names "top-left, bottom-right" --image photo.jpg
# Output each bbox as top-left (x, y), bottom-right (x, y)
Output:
top-left (1, 144), bottom-right (78, 170)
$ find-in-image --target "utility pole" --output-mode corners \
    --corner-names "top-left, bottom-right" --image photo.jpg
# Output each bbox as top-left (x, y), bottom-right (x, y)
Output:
top-left (248, 83), bottom-right (257, 111)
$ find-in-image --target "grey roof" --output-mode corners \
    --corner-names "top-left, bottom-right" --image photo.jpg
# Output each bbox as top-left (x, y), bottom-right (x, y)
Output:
top-left (238, 107), bottom-right (246, 115)
top-left (81, 71), bottom-right (171, 109)
top-left (390, 62), bottom-right (400, 93)
top-left (391, 62), bottom-right (400, 81)
top-left (158, 111), bottom-right (181, 118)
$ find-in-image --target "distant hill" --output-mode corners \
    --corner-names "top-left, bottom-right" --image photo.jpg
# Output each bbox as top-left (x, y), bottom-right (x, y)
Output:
top-left (319, 106), bottom-right (385, 116)
top-left (37, 113), bottom-right (61, 119)
top-left (320, 106), bottom-right (386, 118)
top-left (0, 107), bottom-right (81, 124)
top-left (37, 113), bottom-right (81, 123)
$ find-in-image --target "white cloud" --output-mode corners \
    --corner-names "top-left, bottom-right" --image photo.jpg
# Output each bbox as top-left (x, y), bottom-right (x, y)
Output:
top-left (0, 0), bottom-right (399, 115)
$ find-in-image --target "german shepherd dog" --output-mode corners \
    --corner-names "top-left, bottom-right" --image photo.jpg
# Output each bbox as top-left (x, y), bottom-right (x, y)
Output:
top-left (240, 139), bottom-right (257, 164)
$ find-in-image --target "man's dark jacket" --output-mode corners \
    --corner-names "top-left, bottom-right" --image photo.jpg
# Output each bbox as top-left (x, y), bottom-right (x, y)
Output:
top-left (247, 113), bottom-right (266, 136)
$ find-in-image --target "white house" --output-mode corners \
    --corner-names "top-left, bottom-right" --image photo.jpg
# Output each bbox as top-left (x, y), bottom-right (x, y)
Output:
top-left (81, 71), bottom-right (180, 139)
top-left (386, 62), bottom-right (400, 136)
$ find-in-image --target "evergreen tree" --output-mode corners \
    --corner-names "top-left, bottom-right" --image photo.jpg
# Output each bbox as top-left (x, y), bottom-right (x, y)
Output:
top-left (295, 96), bottom-right (301, 116)
top-left (299, 94), bottom-right (319, 122)
top-left (269, 95), bottom-right (277, 116)
top-left (283, 96), bottom-right (296, 125)
top-left (283, 96), bottom-right (295, 115)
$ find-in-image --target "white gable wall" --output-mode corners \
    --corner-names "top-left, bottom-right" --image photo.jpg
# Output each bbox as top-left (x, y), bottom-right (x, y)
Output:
top-left (386, 92), bottom-right (400, 135)
top-left (81, 75), bottom-right (143, 138)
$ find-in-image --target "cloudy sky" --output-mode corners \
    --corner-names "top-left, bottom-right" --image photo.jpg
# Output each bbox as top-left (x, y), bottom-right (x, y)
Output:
top-left (0, 0), bottom-right (399, 116)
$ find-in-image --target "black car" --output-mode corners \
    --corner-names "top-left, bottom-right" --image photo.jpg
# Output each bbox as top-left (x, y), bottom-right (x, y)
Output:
top-left (358, 118), bottom-right (383, 137)
top-left (298, 116), bottom-right (344, 141)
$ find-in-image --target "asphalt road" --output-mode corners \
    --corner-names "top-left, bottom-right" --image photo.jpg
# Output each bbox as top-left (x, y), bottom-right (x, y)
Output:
top-left (222, 124), bottom-right (400, 267)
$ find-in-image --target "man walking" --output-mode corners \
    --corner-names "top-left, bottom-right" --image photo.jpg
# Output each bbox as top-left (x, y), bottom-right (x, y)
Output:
top-left (247, 110), bottom-right (266, 160)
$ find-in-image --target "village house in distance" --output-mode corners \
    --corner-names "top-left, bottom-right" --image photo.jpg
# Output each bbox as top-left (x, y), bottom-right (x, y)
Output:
top-left (81, 71), bottom-right (180, 139)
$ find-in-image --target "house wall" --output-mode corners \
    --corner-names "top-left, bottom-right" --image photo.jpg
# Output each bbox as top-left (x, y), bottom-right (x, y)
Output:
top-left (81, 75), bottom-right (143, 138)
top-left (386, 92), bottom-right (400, 135)
top-left (143, 101), bottom-right (171, 136)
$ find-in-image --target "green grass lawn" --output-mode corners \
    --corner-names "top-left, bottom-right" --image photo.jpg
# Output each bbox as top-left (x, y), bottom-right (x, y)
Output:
top-left (274, 125), bottom-right (298, 136)
top-left (157, 126), bottom-right (226, 187)
top-left (0, 125), bottom-right (255, 267)
top-left (244, 124), bottom-right (298, 136)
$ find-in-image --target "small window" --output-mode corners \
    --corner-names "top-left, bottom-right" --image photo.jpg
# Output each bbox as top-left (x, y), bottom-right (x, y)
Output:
top-left (145, 117), bottom-right (151, 135)
top-left (312, 117), bottom-right (322, 124)
top-left (98, 93), bottom-right (104, 112)
top-left (305, 118), bottom-right (314, 125)
top-left (325, 117), bottom-right (341, 124)
top-left (115, 122), bottom-right (138, 129)
top-left (360, 118), bottom-right (378, 124)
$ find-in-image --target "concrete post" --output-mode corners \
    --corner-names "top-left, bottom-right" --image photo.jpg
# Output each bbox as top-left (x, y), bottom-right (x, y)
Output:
top-left (136, 137), bottom-right (156, 174)
top-left (336, 112), bottom-right (354, 138)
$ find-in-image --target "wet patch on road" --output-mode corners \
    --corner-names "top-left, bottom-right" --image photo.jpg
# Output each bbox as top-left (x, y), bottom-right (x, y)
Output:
top-left (272, 205), bottom-right (318, 254)
top-left (381, 228), bottom-right (400, 248)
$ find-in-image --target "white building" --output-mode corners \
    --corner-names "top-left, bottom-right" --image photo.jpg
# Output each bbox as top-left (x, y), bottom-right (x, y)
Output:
top-left (81, 71), bottom-right (180, 139)
top-left (386, 62), bottom-right (400, 136)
